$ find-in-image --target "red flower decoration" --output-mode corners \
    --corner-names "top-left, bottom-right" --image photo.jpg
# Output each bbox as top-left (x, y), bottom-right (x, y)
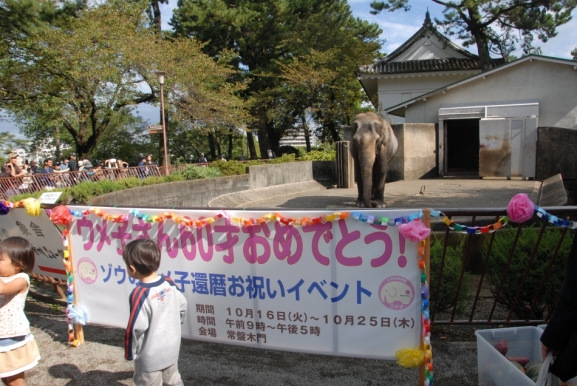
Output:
top-left (50, 205), bottom-right (73, 225)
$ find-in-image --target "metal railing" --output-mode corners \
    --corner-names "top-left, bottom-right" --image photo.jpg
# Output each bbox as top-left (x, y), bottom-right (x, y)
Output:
top-left (429, 206), bottom-right (577, 326)
top-left (0, 165), bottom-right (162, 200)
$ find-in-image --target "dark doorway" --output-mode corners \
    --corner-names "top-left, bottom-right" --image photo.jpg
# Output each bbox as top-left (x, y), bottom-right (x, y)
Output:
top-left (446, 119), bottom-right (480, 176)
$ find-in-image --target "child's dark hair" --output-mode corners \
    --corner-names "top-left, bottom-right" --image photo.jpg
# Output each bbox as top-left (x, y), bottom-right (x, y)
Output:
top-left (122, 239), bottom-right (161, 275)
top-left (0, 236), bottom-right (35, 273)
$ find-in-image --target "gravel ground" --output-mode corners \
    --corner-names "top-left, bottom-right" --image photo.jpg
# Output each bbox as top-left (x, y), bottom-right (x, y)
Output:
top-left (25, 295), bottom-right (480, 386)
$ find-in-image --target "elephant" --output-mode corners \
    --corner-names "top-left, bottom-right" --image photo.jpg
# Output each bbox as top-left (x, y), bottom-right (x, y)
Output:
top-left (350, 112), bottom-right (398, 208)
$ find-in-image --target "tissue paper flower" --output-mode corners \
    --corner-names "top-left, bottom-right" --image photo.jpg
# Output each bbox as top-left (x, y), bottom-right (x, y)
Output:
top-left (395, 347), bottom-right (424, 368)
top-left (0, 201), bottom-right (9, 215)
top-left (23, 198), bottom-right (41, 216)
top-left (399, 220), bottom-right (431, 243)
top-left (50, 205), bottom-right (73, 225)
top-left (507, 193), bottom-right (535, 223)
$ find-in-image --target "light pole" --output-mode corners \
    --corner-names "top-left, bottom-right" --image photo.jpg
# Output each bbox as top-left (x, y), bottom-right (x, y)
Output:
top-left (156, 71), bottom-right (169, 176)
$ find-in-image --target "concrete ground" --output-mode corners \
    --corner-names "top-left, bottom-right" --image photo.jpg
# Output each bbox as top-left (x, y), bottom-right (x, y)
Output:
top-left (28, 178), bottom-right (539, 385)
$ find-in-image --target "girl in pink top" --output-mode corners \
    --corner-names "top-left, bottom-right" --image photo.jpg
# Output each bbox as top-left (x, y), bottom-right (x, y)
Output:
top-left (0, 237), bottom-right (40, 385)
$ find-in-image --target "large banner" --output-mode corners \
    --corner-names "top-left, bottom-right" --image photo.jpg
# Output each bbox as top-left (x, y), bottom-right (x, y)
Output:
top-left (0, 209), bottom-right (66, 280)
top-left (68, 206), bottom-right (421, 360)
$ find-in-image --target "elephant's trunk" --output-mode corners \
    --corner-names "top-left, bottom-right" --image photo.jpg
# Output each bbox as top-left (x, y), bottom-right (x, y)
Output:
top-left (360, 151), bottom-right (375, 208)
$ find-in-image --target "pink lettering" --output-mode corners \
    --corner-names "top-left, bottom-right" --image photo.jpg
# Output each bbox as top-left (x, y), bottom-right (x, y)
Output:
top-left (95, 220), bottom-right (111, 252)
top-left (179, 218), bottom-right (196, 261)
top-left (365, 227), bottom-right (393, 267)
top-left (335, 219), bottom-right (362, 266)
top-left (76, 218), bottom-right (94, 251)
top-left (132, 219), bottom-right (152, 240)
top-left (197, 218), bottom-right (214, 262)
top-left (302, 222), bottom-right (332, 266)
top-left (158, 222), bottom-right (179, 259)
top-left (242, 222), bottom-right (271, 264)
top-left (273, 222), bottom-right (303, 265)
top-left (214, 218), bottom-right (240, 264)
top-left (111, 221), bottom-right (133, 255)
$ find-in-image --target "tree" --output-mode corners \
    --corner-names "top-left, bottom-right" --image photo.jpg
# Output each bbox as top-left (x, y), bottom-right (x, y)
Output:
top-left (572, 47), bottom-right (577, 60)
top-left (265, 1), bottom-right (381, 144)
top-left (370, 0), bottom-right (577, 70)
top-left (171, 0), bottom-right (381, 157)
top-left (0, 1), bottom-right (246, 159)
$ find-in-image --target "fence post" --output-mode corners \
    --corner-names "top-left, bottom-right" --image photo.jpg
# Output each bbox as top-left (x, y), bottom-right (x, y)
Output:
top-left (66, 224), bottom-right (84, 345)
top-left (419, 210), bottom-right (431, 386)
top-left (336, 141), bottom-right (354, 188)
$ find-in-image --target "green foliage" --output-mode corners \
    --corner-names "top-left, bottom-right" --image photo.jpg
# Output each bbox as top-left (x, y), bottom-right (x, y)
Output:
top-left (277, 146), bottom-right (300, 158)
top-left (171, 165), bottom-right (222, 180)
top-left (429, 235), bottom-right (471, 315)
top-left (210, 160), bottom-right (249, 176)
top-left (485, 227), bottom-right (574, 320)
top-left (268, 154), bottom-right (296, 164)
top-left (299, 149), bottom-right (336, 161)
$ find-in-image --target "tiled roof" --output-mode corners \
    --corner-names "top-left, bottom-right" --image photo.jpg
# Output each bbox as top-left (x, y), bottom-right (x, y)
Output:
top-left (360, 58), bottom-right (484, 75)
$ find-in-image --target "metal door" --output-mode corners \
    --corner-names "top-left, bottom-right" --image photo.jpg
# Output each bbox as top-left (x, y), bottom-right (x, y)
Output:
top-left (523, 118), bottom-right (537, 178)
top-left (510, 120), bottom-right (524, 177)
top-left (479, 119), bottom-right (510, 177)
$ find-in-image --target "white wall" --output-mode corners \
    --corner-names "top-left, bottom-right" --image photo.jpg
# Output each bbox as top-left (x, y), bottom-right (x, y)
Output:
top-left (405, 60), bottom-right (577, 129)
top-left (377, 72), bottom-right (478, 111)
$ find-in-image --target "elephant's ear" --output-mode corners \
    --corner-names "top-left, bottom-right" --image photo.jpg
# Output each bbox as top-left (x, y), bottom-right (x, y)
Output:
top-left (351, 120), bottom-right (359, 135)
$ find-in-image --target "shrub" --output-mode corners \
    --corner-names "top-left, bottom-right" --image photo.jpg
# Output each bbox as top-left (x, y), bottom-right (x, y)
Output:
top-left (210, 160), bottom-right (249, 176)
top-left (299, 149), bottom-right (336, 161)
top-left (429, 235), bottom-right (471, 315)
top-left (268, 153), bottom-right (296, 164)
top-left (485, 226), bottom-right (574, 319)
top-left (277, 145), bottom-right (300, 158)
top-left (174, 165), bottom-right (222, 180)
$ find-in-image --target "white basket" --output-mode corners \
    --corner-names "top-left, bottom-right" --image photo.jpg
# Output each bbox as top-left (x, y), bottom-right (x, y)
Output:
top-left (476, 326), bottom-right (543, 386)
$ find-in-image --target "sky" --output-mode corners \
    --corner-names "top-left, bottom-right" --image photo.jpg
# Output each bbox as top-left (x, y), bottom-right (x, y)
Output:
top-left (2, 0), bottom-right (576, 138)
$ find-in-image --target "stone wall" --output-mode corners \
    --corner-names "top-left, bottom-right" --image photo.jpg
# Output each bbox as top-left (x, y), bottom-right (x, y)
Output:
top-left (89, 175), bottom-right (250, 208)
top-left (390, 123), bottom-right (437, 180)
top-left (90, 161), bottom-right (336, 208)
top-left (536, 127), bottom-right (577, 181)
top-left (249, 161), bottom-right (314, 189)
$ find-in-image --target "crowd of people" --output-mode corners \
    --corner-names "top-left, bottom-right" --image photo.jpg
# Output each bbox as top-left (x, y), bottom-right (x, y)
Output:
top-left (0, 153), bottom-right (161, 196)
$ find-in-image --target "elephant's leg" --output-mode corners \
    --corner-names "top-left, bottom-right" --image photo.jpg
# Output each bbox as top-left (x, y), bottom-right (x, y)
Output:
top-left (371, 161), bottom-right (388, 208)
top-left (353, 156), bottom-right (364, 207)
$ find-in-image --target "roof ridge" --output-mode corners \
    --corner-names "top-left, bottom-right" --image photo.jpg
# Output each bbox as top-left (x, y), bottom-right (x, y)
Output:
top-left (382, 14), bottom-right (478, 64)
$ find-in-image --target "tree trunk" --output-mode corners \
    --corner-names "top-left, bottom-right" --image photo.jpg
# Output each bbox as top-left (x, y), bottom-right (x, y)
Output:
top-left (227, 127), bottom-right (233, 160)
top-left (247, 131), bottom-right (257, 159)
top-left (302, 116), bottom-right (311, 152)
top-left (150, 0), bottom-right (162, 34)
top-left (54, 126), bottom-right (61, 162)
top-left (208, 132), bottom-right (216, 160)
top-left (328, 120), bottom-right (341, 143)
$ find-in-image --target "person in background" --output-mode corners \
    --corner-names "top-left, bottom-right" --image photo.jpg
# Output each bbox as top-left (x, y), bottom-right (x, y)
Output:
top-left (138, 156), bottom-right (148, 179)
top-left (2, 153), bottom-right (25, 178)
top-left (267, 149), bottom-right (275, 159)
top-left (145, 154), bottom-right (157, 166)
top-left (220, 154), bottom-right (227, 162)
top-left (28, 161), bottom-right (38, 175)
top-left (199, 153), bottom-right (207, 164)
top-left (541, 234), bottom-right (577, 381)
top-left (68, 153), bottom-right (78, 172)
top-left (59, 158), bottom-right (69, 171)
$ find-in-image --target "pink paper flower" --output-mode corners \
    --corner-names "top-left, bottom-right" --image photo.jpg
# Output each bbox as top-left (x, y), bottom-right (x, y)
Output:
top-left (50, 205), bottom-right (73, 225)
top-left (399, 220), bottom-right (430, 243)
top-left (507, 193), bottom-right (535, 223)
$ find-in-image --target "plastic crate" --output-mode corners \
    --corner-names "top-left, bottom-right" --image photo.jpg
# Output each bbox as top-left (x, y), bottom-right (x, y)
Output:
top-left (476, 326), bottom-right (542, 386)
